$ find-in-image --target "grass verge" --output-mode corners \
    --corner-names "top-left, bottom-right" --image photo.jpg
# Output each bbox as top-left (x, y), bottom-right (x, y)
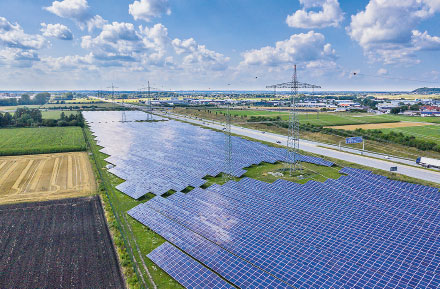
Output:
top-left (84, 124), bottom-right (183, 289)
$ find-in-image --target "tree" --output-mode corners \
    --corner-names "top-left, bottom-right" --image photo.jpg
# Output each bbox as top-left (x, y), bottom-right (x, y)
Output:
top-left (34, 92), bottom-right (51, 105)
top-left (20, 94), bottom-right (31, 105)
top-left (2, 112), bottom-right (12, 126)
top-left (390, 107), bottom-right (401, 114)
top-left (64, 92), bottom-right (74, 100)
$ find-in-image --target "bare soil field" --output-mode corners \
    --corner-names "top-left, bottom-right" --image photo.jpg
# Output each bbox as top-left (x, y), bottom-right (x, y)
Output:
top-left (327, 122), bottom-right (430, 130)
top-left (0, 152), bottom-right (96, 205)
top-left (0, 196), bottom-right (125, 288)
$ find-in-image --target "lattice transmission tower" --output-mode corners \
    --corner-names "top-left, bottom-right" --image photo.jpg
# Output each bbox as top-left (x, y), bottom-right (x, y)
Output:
top-left (267, 65), bottom-right (321, 175)
top-left (121, 111), bottom-right (127, 122)
top-left (140, 81), bottom-right (157, 121)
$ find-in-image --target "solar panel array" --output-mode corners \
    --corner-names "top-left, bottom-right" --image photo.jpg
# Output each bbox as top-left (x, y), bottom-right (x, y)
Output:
top-left (130, 167), bottom-right (440, 289)
top-left (148, 242), bottom-right (234, 289)
top-left (84, 111), bottom-right (333, 198)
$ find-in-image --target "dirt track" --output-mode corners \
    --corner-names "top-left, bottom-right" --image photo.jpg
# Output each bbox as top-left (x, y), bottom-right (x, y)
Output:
top-left (0, 152), bottom-right (96, 205)
top-left (327, 122), bottom-right (429, 131)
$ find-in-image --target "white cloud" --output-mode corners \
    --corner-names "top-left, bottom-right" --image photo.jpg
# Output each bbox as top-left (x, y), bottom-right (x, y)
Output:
top-left (86, 15), bottom-right (107, 32)
top-left (44, 0), bottom-right (90, 22)
top-left (129, 0), bottom-right (171, 22)
top-left (45, 0), bottom-right (107, 32)
top-left (172, 38), bottom-right (230, 71)
top-left (412, 30), bottom-right (440, 50)
top-left (241, 31), bottom-right (335, 67)
top-left (0, 17), bottom-right (45, 68)
top-left (347, 0), bottom-right (440, 64)
top-left (377, 68), bottom-right (388, 75)
top-left (0, 17), bottom-right (46, 50)
top-left (41, 23), bottom-right (73, 40)
top-left (42, 53), bottom-right (94, 70)
top-left (81, 22), bottom-right (142, 64)
top-left (0, 48), bottom-right (40, 67)
top-left (286, 0), bottom-right (344, 29)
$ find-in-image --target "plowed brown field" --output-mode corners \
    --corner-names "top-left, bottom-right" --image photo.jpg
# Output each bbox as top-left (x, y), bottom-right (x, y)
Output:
top-left (0, 152), bottom-right (96, 204)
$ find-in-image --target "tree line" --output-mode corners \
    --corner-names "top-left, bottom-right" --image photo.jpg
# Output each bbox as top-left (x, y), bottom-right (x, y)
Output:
top-left (0, 93), bottom-right (51, 106)
top-left (0, 108), bottom-right (84, 128)
top-left (242, 115), bottom-right (440, 153)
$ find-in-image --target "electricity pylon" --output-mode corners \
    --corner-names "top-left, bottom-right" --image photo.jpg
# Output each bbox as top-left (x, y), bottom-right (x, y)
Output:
top-left (267, 65), bottom-right (321, 175)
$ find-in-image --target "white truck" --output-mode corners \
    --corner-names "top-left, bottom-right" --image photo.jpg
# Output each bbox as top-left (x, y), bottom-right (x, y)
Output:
top-left (416, 157), bottom-right (440, 169)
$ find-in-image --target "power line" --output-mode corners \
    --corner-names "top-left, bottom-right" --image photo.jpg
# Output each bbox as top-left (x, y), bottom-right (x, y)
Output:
top-left (352, 72), bottom-right (440, 86)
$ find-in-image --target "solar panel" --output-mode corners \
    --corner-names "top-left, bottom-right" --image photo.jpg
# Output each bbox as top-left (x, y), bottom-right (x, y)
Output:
top-left (84, 111), bottom-right (334, 199)
top-left (148, 242), bottom-right (234, 289)
top-left (130, 168), bottom-right (440, 288)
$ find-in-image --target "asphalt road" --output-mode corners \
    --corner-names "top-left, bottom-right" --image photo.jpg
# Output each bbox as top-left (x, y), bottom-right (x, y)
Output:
top-left (162, 111), bottom-right (440, 185)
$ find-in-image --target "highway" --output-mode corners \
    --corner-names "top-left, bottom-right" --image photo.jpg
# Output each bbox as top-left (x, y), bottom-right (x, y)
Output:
top-left (95, 98), bottom-right (440, 185)
top-left (160, 111), bottom-right (440, 185)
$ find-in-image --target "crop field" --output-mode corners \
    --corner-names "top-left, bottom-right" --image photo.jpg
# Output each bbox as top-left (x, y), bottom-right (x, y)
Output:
top-left (381, 125), bottom-right (440, 143)
top-left (0, 196), bottom-right (125, 288)
top-left (328, 122), bottom-right (429, 130)
top-left (0, 127), bottom-right (86, 156)
top-left (41, 110), bottom-right (76, 119)
top-left (0, 105), bottom-right (41, 112)
top-left (183, 108), bottom-right (400, 126)
top-left (0, 152), bottom-right (96, 205)
top-left (42, 102), bottom-right (116, 109)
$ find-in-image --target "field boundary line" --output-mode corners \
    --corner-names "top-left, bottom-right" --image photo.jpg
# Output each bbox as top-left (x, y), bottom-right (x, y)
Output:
top-left (67, 155), bottom-right (73, 188)
top-left (12, 160), bottom-right (33, 191)
top-left (82, 126), bottom-right (147, 289)
top-left (0, 161), bottom-right (18, 185)
top-left (49, 157), bottom-right (60, 191)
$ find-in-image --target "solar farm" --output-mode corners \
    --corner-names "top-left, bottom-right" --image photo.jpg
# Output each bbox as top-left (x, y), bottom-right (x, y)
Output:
top-left (81, 110), bottom-right (440, 288)
top-left (84, 111), bottom-right (333, 199)
top-left (130, 168), bottom-right (440, 288)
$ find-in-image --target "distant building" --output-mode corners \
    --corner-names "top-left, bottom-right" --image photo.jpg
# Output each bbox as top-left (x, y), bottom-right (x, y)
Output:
top-left (420, 105), bottom-right (440, 117)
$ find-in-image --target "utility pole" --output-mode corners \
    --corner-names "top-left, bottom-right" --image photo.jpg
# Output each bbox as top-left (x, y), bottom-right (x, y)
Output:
top-left (267, 65), bottom-right (321, 175)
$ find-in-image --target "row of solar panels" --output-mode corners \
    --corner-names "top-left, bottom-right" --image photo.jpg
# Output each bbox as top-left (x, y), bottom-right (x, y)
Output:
top-left (130, 167), bottom-right (440, 289)
top-left (84, 111), bottom-right (334, 199)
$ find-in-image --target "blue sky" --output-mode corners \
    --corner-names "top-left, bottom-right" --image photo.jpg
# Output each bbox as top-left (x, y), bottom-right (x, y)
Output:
top-left (1, 0), bottom-right (440, 91)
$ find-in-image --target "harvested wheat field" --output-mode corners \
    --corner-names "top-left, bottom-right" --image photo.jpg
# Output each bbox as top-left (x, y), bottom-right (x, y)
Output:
top-left (327, 122), bottom-right (430, 131)
top-left (0, 152), bottom-right (96, 205)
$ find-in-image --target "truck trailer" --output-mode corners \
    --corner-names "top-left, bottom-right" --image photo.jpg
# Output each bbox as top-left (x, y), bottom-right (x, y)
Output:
top-left (416, 157), bottom-right (440, 169)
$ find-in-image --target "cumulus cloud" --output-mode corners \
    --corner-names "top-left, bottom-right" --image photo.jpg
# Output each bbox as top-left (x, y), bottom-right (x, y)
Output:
top-left (172, 38), bottom-right (230, 71)
top-left (41, 23), bottom-right (73, 40)
top-left (286, 0), bottom-right (344, 29)
top-left (412, 30), bottom-right (440, 50)
top-left (44, 0), bottom-right (107, 31)
top-left (81, 22), bottom-right (142, 63)
top-left (44, 0), bottom-right (90, 22)
top-left (0, 17), bottom-right (45, 68)
top-left (42, 53), bottom-right (94, 70)
top-left (0, 48), bottom-right (40, 67)
top-left (240, 31), bottom-right (335, 67)
top-left (129, 0), bottom-right (171, 22)
top-left (347, 0), bottom-right (440, 64)
top-left (86, 15), bottom-right (107, 32)
top-left (0, 17), bottom-right (46, 50)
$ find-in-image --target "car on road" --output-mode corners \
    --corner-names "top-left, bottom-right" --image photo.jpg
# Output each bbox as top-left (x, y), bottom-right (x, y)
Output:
top-left (276, 141), bottom-right (281, 144)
